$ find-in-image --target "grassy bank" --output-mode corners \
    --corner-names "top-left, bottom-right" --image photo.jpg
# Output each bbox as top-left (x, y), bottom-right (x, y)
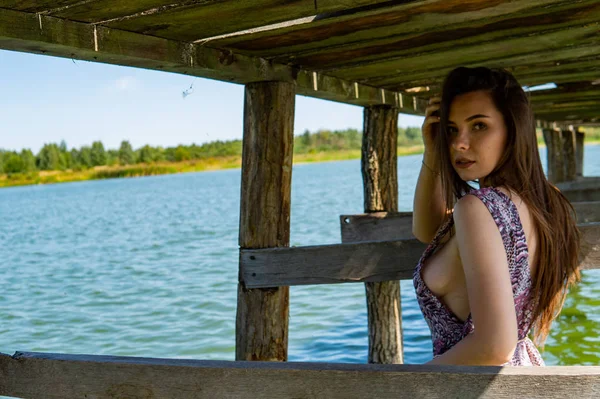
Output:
top-left (2, 142), bottom-right (599, 189)
top-left (1, 148), bottom-right (420, 188)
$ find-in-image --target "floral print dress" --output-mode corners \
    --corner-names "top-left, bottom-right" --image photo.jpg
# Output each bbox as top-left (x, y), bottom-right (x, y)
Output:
top-left (413, 187), bottom-right (545, 366)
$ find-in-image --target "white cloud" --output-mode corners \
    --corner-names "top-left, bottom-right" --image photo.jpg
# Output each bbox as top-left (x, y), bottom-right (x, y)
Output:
top-left (113, 76), bottom-right (139, 91)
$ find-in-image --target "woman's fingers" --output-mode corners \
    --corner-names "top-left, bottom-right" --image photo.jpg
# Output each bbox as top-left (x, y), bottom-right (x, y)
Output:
top-left (425, 104), bottom-right (440, 118)
top-left (423, 115), bottom-right (440, 126)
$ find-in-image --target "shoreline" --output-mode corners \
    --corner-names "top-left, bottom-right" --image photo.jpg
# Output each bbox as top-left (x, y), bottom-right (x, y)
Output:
top-left (2, 142), bottom-right (599, 189)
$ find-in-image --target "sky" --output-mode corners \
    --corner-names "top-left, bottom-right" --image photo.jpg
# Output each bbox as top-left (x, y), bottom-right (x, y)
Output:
top-left (0, 50), bottom-right (425, 153)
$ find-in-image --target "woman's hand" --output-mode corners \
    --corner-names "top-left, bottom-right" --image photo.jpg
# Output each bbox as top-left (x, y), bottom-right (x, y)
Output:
top-left (422, 96), bottom-right (441, 154)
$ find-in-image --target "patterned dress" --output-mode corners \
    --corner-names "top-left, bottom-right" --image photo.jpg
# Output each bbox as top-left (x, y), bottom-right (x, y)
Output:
top-left (413, 187), bottom-right (545, 366)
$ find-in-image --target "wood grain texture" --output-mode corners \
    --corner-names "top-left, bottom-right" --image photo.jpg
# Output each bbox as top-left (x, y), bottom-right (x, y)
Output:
top-left (240, 239), bottom-right (426, 288)
top-left (543, 128), bottom-right (566, 184)
top-left (330, 24), bottom-right (600, 81)
top-left (94, 0), bottom-right (392, 41)
top-left (276, 0), bottom-right (600, 71)
top-left (562, 128), bottom-right (577, 182)
top-left (360, 105), bottom-right (402, 364)
top-left (341, 212), bottom-right (414, 242)
top-left (342, 206), bottom-right (600, 236)
top-left (558, 178), bottom-right (600, 202)
top-left (1, 351), bottom-right (599, 399)
top-left (576, 130), bottom-right (585, 178)
top-left (236, 81), bottom-right (295, 362)
top-left (213, 0), bottom-right (582, 58)
top-left (240, 223), bottom-right (600, 288)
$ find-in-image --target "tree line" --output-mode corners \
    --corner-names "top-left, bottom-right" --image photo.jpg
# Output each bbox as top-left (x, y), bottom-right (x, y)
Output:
top-left (0, 126), bottom-right (420, 175)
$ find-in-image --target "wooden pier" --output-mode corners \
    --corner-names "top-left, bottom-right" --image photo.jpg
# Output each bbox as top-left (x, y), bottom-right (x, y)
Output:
top-left (1, 1), bottom-right (600, 397)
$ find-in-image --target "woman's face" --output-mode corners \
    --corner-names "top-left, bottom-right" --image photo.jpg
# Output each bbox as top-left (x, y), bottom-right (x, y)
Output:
top-left (447, 90), bottom-right (508, 183)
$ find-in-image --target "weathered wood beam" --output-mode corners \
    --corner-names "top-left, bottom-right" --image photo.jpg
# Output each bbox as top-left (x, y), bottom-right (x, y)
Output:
top-left (2, 352), bottom-right (600, 399)
top-left (0, 1), bottom-right (91, 13)
top-left (561, 188), bottom-right (600, 203)
top-left (562, 128), bottom-right (577, 182)
top-left (0, 8), bottom-right (427, 113)
top-left (360, 105), bottom-right (402, 364)
top-left (340, 205), bottom-right (600, 241)
top-left (236, 81), bottom-right (294, 362)
top-left (543, 128), bottom-right (566, 184)
top-left (576, 128), bottom-right (585, 178)
top-left (367, 42), bottom-right (600, 89)
top-left (212, 0), bottom-right (593, 59)
top-left (240, 223), bottom-right (600, 288)
top-left (49, 0), bottom-right (392, 40)
top-left (279, 1), bottom-right (600, 71)
top-left (332, 24), bottom-right (600, 82)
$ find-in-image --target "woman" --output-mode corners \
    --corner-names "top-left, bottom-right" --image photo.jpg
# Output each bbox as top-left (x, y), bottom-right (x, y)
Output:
top-left (412, 67), bottom-right (581, 366)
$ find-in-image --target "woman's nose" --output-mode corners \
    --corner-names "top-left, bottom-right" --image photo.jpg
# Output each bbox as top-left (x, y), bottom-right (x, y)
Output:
top-left (451, 129), bottom-right (470, 151)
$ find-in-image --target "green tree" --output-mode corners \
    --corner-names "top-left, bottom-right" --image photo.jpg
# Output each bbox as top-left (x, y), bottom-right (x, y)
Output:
top-left (79, 146), bottom-right (93, 168)
top-left (4, 152), bottom-right (24, 174)
top-left (37, 143), bottom-right (63, 171)
top-left (118, 141), bottom-right (135, 165)
top-left (139, 145), bottom-right (156, 163)
top-left (70, 149), bottom-right (82, 170)
top-left (20, 149), bottom-right (36, 172)
top-left (174, 145), bottom-right (191, 162)
top-left (90, 141), bottom-right (107, 166)
top-left (405, 127), bottom-right (422, 142)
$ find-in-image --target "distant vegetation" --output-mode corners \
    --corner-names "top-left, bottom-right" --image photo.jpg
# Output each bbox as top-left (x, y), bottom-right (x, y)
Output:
top-left (1, 126), bottom-right (598, 188)
top-left (0, 127), bottom-right (422, 175)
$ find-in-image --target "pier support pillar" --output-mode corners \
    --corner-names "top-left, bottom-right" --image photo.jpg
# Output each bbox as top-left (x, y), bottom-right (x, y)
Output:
top-left (361, 105), bottom-right (403, 364)
top-left (236, 81), bottom-right (295, 361)
top-left (575, 128), bottom-right (585, 179)
top-left (561, 127), bottom-right (577, 182)
top-left (542, 127), bottom-right (565, 184)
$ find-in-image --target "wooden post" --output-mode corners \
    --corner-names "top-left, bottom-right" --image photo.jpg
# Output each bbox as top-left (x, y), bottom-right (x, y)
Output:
top-left (236, 81), bottom-right (295, 361)
top-left (542, 128), bottom-right (565, 183)
top-left (575, 128), bottom-right (585, 179)
top-left (562, 127), bottom-right (576, 182)
top-left (361, 105), bottom-right (403, 364)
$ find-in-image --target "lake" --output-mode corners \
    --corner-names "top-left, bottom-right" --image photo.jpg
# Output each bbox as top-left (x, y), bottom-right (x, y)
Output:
top-left (1, 145), bottom-right (599, 366)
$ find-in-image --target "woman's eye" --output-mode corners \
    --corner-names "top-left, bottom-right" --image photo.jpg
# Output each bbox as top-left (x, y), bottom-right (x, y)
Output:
top-left (473, 122), bottom-right (486, 130)
top-left (448, 127), bottom-right (458, 134)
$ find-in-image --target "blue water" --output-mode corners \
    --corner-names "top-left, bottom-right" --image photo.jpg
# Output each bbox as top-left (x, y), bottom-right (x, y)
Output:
top-left (0, 146), bottom-right (599, 366)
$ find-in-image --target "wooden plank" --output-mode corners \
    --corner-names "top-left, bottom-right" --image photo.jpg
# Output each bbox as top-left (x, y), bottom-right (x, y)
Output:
top-left (273, 0), bottom-right (600, 70)
top-left (543, 128), bottom-right (566, 184)
top-left (341, 205), bottom-right (600, 239)
top-left (212, 0), bottom-right (586, 58)
top-left (562, 128), bottom-right (577, 182)
top-left (561, 189), bottom-right (600, 202)
top-left (365, 42), bottom-right (600, 89)
top-left (0, 8), bottom-right (428, 112)
top-left (341, 212), bottom-right (414, 242)
top-left (2, 352), bottom-right (600, 399)
top-left (360, 105), bottom-right (402, 364)
top-left (79, 0), bottom-right (393, 42)
top-left (574, 202), bottom-right (600, 224)
top-left (0, 1), bottom-right (90, 12)
top-left (329, 24), bottom-right (600, 81)
top-left (240, 223), bottom-right (600, 288)
top-left (557, 177), bottom-right (600, 191)
top-left (576, 129), bottom-right (585, 178)
top-left (241, 239), bottom-right (426, 288)
top-left (236, 81), bottom-right (295, 362)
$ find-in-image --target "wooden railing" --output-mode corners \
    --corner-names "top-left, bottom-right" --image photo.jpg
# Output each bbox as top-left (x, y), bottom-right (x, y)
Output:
top-left (1, 352), bottom-right (599, 399)
top-left (240, 203), bottom-right (600, 289)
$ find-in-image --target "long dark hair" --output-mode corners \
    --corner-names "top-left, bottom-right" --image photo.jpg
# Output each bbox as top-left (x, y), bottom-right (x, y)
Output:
top-left (434, 67), bottom-right (581, 347)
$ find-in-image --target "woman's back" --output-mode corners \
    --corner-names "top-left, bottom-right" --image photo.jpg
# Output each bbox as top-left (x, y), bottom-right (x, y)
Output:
top-left (413, 186), bottom-right (545, 366)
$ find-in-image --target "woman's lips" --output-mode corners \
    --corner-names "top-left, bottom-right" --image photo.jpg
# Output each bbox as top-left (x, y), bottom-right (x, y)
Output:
top-left (455, 160), bottom-right (475, 169)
